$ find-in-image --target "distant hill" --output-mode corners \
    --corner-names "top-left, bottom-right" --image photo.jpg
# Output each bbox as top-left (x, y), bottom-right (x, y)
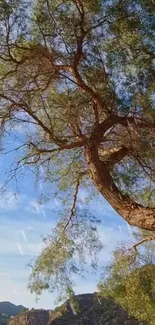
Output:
top-left (0, 301), bottom-right (25, 317)
top-left (0, 301), bottom-right (26, 324)
top-left (0, 313), bottom-right (9, 325)
top-left (0, 301), bottom-right (25, 318)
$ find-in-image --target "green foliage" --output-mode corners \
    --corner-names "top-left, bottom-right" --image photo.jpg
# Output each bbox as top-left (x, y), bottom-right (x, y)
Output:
top-left (100, 263), bottom-right (155, 323)
top-left (29, 211), bottom-right (103, 303)
top-left (0, 0), bottom-right (153, 200)
top-left (0, 0), bottom-right (154, 303)
top-left (98, 231), bottom-right (155, 324)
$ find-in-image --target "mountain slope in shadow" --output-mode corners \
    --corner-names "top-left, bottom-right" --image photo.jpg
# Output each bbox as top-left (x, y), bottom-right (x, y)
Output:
top-left (0, 301), bottom-right (25, 317)
top-left (48, 293), bottom-right (147, 325)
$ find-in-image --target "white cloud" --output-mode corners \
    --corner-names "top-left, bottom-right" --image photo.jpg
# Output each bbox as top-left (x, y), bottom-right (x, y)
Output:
top-left (25, 197), bottom-right (61, 218)
top-left (0, 234), bottom-right (42, 257)
top-left (74, 280), bottom-right (97, 296)
top-left (26, 199), bottom-right (43, 214)
top-left (98, 223), bottom-right (132, 247)
top-left (0, 216), bottom-right (54, 258)
top-left (0, 190), bottom-right (31, 213)
top-left (97, 224), bottom-right (133, 266)
top-left (0, 267), bottom-right (99, 309)
top-left (0, 216), bottom-right (56, 308)
top-left (0, 272), bottom-right (55, 309)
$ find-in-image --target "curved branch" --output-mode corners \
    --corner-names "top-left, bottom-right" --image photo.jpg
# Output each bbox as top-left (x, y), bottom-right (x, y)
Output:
top-left (92, 114), bottom-right (155, 144)
top-left (127, 235), bottom-right (155, 264)
top-left (72, 68), bottom-right (105, 110)
top-left (107, 146), bottom-right (128, 167)
top-left (132, 235), bottom-right (155, 251)
top-left (98, 146), bottom-right (128, 167)
top-left (29, 139), bottom-right (85, 154)
top-left (85, 145), bottom-right (155, 231)
top-left (73, 0), bottom-right (86, 68)
top-left (64, 177), bottom-right (81, 231)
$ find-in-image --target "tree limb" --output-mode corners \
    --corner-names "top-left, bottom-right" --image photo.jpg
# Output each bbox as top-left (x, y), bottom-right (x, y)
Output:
top-left (29, 139), bottom-right (85, 154)
top-left (92, 114), bottom-right (155, 144)
top-left (132, 235), bottom-right (155, 251)
top-left (98, 146), bottom-right (128, 167)
top-left (127, 235), bottom-right (155, 264)
top-left (64, 177), bottom-right (81, 231)
top-left (85, 144), bottom-right (155, 231)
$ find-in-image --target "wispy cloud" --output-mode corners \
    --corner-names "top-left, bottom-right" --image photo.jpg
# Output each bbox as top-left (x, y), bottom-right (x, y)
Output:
top-left (0, 214), bottom-right (56, 308)
top-left (0, 193), bottom-right (19, 211)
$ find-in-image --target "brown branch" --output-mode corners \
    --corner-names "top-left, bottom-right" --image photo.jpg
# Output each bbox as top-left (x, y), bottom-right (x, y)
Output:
top-left (72, 68), bottom-right (105, 110)
top-left (73, 0), bottom-right (86, 68)
top-left (107, 146), bottom-right (128, 167)
top-left (126, 235), bottom-right (155, 264)
top-left (93, 101), bottom-right (99, 125)
top-left (0, 93), bottom-right (83, 148)
top-left (98, 146), bottom-right (128, 167)
top-left (29, 139), bottom-right (85, 154)
top-left (132, 235), bottom-right (155, 250)
top-left (9, 41), bottom-right (105, 114)
top-left (92, 114), bottom-right (155, 144)
top-left (85, 142), bottom-right (155, 231)
top-left (64, 177), bottom-right (81, 231)
top-left (133, 154), bottom-right (155, 180)
top-left (53, 2), bottom-right (104, 112)
top-left (54, 173), bottom-right (86, 250)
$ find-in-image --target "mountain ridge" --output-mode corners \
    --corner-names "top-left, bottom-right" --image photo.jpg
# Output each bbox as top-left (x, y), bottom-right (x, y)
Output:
top-left (48, 293), bottom-right (146, 325)
top-left (7, 293), bottom-right (147, 325)
top-left (0, 293), bottom-right (148, 325)
top-left (0, 301), bottom-right (25, 317)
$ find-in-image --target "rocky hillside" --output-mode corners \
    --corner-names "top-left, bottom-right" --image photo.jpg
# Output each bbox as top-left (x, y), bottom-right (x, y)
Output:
top-left (8, 309), bottom-right (49, 325)
top-left (7, 293), bottom-right (147, 325)
top-left (48, 293), bottom-right (146, 325)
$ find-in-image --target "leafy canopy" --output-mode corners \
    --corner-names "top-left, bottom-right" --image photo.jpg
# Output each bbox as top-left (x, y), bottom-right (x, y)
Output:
top-left (0, 0), bottom-right (154, 300)
top-left (98, 230), bottom-right (155, 324)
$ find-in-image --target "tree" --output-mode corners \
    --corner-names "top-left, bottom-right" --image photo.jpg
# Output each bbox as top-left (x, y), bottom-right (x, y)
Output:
top-left (98, 230), bottom-right (155, 324)
top-left (0, 0), bottom-right (154, 298)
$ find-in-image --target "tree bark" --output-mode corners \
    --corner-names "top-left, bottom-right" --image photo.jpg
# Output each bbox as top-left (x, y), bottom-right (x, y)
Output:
top-left (85, 145), bottom-right (155, 231)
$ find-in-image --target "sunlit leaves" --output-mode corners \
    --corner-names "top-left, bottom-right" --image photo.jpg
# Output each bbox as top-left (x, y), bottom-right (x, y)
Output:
top-left (0, 0), bottom-right (155, 302)
top-left (98, 232), bottom-right (155, 324)
top-left (29, 211), bottom-right (103, 302)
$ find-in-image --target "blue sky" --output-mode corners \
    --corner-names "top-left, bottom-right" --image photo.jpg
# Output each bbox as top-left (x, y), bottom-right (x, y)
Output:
top-left (0, 132), bottom-right (133, 310)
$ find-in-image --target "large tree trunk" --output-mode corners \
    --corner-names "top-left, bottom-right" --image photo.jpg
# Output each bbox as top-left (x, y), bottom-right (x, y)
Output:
top-left (85, 146), bottom-right (155, 231)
